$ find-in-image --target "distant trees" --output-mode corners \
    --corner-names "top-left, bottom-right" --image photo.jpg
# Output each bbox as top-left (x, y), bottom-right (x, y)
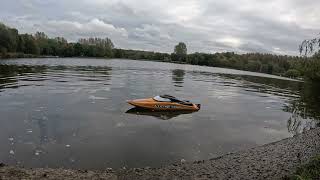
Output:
top-left (301, 51), bottom-right (320, 81)
top-left (186, 51), bottom-right (304, 76)
top-left (109, 46), bottom-right (309, 79)
top-left (172, 42), bottom-right (187, 62)
top-left (0, 23), bottom-right (114, 58)
top-left (0, 23), bottom-right (43, 56)
top-left (111, 48), bottom-right (304, 77)
top-left (23, 34), bottom-right (40, 55)
top-left (0, 23), bottom-right (19, 53)
top-left (285, 69), bottom-right (301, 78)
top-left (78, 38), bottom-right (114, 57)
top-left (112, 48), bottom-right (170, 61)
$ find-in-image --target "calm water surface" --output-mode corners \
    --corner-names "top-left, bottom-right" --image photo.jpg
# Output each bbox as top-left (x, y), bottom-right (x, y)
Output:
top-left (0, 58), bottom-right (319, 169)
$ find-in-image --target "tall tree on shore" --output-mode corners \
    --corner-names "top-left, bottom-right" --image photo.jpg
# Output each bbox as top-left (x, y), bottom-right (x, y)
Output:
top-left (78, 37), bottom-right (114, 57)
top-left (0, 23), bottom-right (19, 52)
top-left (173, 42), bottom-right (187, 62)
top-left (22, 34), bottom-right (40, 55)
top-left (298, 33), bottom-right (320, 82)
top-left (35, 32), bottom-right (51, 55)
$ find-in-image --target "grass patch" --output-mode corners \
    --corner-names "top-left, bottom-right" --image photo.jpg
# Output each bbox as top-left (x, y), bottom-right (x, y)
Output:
top-left (284, 155), bottom-right (320, 180)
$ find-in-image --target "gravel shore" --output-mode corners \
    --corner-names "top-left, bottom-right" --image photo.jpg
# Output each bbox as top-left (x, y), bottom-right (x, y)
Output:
top-left (1, 127), bottom-right (320, 180)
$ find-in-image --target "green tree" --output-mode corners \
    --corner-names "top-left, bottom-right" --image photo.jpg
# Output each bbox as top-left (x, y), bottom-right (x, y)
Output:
top-left (21, 34), bottom-right (39, 55)
top-left (78, 37), bottom-right (114, 57)
top-left (303, 51), bottom-right (320, 81)
top-left (173, 42), bottom-right (187, 62)
top-left (0, 23), bottom-right (18, 52)
top-left (113, 49), bottom-right (124, 58)
top-left (285, 69), bottom-right (301, 78)
top-left (73, 43), bottom-right (83, 56)
top-left (35, 32), bottom-right (51, 55)
top-left (0, 47), bottom-right (7, 57)
top-left (17, 35), bottom-right (25, 53)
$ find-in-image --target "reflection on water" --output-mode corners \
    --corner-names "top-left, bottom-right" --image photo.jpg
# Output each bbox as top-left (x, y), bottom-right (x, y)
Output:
top-left (196, 72), bottom-right (320, 135)
top-left (0, 58), bottom-right (319, 170)
top-left (0, 65), bottom-right (48, 89)
top-left (284, 83), bottom-right (320, 135)
top-left (126, 108), bottom-right (196, 120)
top-left (172, 69), bottom-right (185, 87)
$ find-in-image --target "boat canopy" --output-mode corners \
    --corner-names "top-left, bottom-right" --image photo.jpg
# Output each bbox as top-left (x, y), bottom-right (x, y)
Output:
top-left (153, 95), bottom-right (171, 102)
top-left (153, 95), bottom-right (195, 106)
top-left (153, 95), bottom-right (188, 102)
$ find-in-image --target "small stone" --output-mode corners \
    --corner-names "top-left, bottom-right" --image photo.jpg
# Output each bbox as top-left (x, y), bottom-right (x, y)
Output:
top-left (181, 159), bottom-right (186, 163)
top-left (9, 150), bottom-right (14, 155)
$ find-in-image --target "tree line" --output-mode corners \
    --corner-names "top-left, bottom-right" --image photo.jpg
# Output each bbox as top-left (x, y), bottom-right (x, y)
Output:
top-left (114, 43), bottom-right (308, 79)
top-left (1, 22), bottom-right (319, 81)
top-left (0, 23), bottom-right (114, 58)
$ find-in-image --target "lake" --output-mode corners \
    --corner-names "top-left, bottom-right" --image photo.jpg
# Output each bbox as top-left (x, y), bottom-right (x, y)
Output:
top-left (0, 58), bottom-right (319, 170)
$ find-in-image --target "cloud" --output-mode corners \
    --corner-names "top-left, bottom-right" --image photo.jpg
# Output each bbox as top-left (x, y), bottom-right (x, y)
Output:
top-left (217, 37), bottom-right (243, 48)
top-left (43, 19), bottom-right (128, 41)
top-left (132, 24), bottom-right (172, 42)
top-left (0, 0), bottom-right (320, 55)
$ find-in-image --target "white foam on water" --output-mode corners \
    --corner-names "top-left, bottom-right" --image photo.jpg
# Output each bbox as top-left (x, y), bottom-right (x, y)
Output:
top-left (89, 95), bottom-right (108, 100)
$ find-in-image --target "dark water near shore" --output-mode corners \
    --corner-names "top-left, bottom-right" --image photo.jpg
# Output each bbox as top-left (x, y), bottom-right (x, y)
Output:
top-left (0, 58), bottom-right (319, 170)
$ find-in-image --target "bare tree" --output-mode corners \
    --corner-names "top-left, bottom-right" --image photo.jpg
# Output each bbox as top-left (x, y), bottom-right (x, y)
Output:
top-left (299, 36), bottom-right (320, 56)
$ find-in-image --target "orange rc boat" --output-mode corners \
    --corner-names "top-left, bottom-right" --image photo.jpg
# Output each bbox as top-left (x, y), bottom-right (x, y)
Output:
top-left (127, 95), bottom-right (200, 111)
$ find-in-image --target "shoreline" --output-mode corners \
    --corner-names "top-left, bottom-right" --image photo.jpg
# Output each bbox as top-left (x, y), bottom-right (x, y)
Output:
top-left (1, 127), bottom-right (319, 180)
top-left (0, 56), bottom-right (301, 81)
top-left (0, 53), bottom-right (59, 59)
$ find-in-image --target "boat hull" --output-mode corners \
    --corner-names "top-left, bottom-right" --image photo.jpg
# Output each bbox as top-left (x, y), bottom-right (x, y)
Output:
top-left (127, 98), bottom-right (200, 111)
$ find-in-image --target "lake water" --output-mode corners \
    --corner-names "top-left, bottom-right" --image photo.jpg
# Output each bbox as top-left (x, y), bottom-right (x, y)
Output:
top-left (0, 58), bottom-right (319, 170)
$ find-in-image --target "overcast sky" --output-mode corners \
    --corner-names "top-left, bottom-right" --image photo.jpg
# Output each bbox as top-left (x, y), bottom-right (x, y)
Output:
top-left (1, 0), bottom-right (319, 55)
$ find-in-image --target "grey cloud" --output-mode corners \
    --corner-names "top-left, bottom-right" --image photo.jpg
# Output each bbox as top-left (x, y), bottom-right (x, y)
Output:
top-left (44, 19), bottom-right (128, 40)
top-left (0, 0), bottom-right (319, 55)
